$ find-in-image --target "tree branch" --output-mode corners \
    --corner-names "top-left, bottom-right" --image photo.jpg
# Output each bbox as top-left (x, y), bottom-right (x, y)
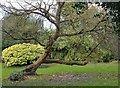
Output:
top-left (60, 28), bottom-right (104, 37)
top-left (43, 59), bottom-right (88, 66)
top-left (45, 2), bottom-right (65, 49)
top-left (2, 28), bottom-right (45, 46)
top-left (60, 13), bottom-right (107, 37)
top-left (0, 1), bottom-right (57, 26)
top-left (86, 36), bottom-right (105, 58)
top-left (55, 2), bottom-right (64, 30)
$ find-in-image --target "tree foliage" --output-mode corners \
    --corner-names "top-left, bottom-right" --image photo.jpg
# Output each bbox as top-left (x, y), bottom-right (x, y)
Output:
top-left (98, 2), bottom-right (120, 33)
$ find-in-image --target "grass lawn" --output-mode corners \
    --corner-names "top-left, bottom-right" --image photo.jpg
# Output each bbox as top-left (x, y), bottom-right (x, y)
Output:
top-left (1, 62), bottom-right (119, 87)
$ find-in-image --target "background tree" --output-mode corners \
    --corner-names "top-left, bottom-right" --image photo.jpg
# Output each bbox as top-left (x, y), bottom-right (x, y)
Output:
top-left (2, 14), bottom-right (45, 49)
top-left (100, 2), bottom-right (120, 60)
top-left (0, 1), bottom-right (116, 75)
top-left (73, 2), bottom-right (119, 60)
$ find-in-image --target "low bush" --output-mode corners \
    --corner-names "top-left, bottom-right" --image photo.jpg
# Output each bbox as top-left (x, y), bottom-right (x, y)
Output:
top-left (2, 43), bottom-right (44, 66)
top-left (9, 71), bottom-right (24, 81)
top-left (101, 54), bottom-right (114, 63)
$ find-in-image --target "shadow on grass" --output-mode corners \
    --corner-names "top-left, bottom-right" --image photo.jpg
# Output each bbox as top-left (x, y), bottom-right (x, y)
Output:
top-left (39, 64), bottom-right (51, 68)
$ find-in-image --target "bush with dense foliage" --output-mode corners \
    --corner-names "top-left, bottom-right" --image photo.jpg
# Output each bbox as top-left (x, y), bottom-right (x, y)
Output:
top-left (2, 43), bottom-right (44, 66)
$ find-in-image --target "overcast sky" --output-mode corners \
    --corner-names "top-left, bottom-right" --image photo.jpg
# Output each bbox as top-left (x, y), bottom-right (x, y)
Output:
top-left (0, 0), bottom-right (4, 19)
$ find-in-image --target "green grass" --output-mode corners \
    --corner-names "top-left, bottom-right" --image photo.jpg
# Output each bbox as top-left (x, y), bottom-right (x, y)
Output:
top-left (2, 65), bottom-right (25, 79)
top-left (2, 63), bottom-right (119, 86)
top-left (38, 63), bottom-right (118, 74)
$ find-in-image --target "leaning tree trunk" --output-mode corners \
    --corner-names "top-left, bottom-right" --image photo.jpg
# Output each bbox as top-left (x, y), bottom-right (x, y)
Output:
top-left (22, 45), bottom-right (53, 75)
top-left (22, 32), bottom-right (59, 75)
top-left (22, 2), bottom-right (66, 75)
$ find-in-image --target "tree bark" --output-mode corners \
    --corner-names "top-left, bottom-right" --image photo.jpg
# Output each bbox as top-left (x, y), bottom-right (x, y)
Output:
top-left (21, 2), bottom-right (65, 75)
top-left (43, 59), bottom-right (88, 66)
top-left (22, 45), bottom-right (52, 75)
top-left (22, 26), bottom-right (59, 75)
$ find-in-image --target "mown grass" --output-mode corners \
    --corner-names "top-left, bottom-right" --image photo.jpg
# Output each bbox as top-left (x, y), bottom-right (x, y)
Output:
top-left (38, 63), bottom-right (118, 74)
top-left (1, 62), bottom-right (119, 86)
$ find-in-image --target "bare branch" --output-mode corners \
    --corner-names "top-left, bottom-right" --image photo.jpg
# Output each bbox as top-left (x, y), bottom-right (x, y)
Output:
top-left (47, 0), bottom-right (54, 11)
top-left (45, 2), bottom-right (65, 49)
top-left (60, 13), bottom-right (108, 37)
top-left (17, 1), bottom-right (27, 11)
top-left (55, 2), bottom-right (65, 30)
top-left (0, 1), bottom-right (56, 26)
top-left (60, 28), bottom-right (104, 37)
top-left (2, 28), bottom-right (45, 46)
top-left (25, 1), bottom-right (56, 18)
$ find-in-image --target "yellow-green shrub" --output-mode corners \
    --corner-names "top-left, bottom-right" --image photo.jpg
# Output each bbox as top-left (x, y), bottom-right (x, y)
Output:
top-left (2, 43), bottom-right (44, 66)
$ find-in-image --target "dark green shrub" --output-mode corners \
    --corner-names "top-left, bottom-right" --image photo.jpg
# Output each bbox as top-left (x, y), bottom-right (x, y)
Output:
top-left (102, 54), bottom-right (114, 63)
top-left (9, 71), bottom-right (24, 81)
top-left (2, 43), bottom-right (44, 66)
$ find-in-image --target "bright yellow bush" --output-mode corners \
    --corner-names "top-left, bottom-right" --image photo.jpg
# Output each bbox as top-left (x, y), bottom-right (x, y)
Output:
top-left (2, 43), bottom-right (44, 66)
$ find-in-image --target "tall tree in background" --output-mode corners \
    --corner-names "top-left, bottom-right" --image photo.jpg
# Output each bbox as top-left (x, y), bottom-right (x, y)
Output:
top-left (101, 2), bottom-right (120, 59)
top-left (2, 14), bottom-right (45, 49)
top-left (101, 2), bottom-right (120, 33)
top-left (0, 1), bottom-right (113, 75)
top-left (73, 2), bottom-right (119, 59)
